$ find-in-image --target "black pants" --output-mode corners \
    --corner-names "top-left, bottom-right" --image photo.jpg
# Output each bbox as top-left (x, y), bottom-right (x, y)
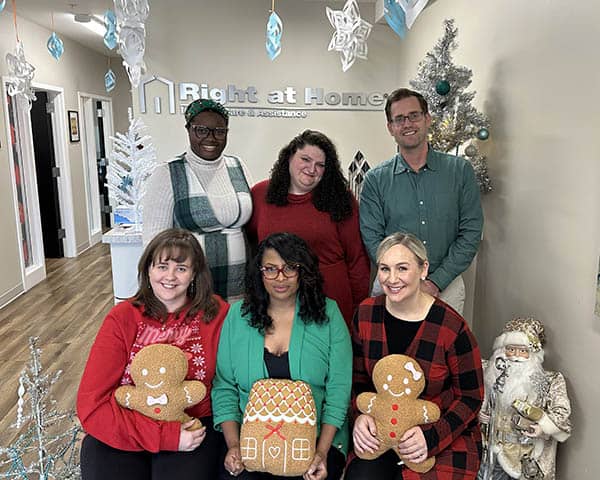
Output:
top-left (80, 416), bottom-right (225, 480)
top-left (227, 446), bottom-right (346, 480)
top-left (344, 450), bottom-right (405, 480)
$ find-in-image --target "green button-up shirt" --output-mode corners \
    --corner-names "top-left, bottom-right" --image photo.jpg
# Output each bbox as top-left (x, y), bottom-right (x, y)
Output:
top-left (359, 148), bottom-right (483, 291)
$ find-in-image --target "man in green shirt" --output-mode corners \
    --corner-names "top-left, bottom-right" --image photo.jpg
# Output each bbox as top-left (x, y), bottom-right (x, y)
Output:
top-left (359, 88), bottom-right (483, 313)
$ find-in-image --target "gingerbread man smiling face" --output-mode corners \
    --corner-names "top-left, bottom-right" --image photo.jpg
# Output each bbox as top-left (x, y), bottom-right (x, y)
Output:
top-left (356, 354), bottom-right (440, 473)
top-left (115, 344), bottom-right (206, 430)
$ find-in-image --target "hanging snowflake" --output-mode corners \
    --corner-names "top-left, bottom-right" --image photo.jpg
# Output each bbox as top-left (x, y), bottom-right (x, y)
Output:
top-left (326, 0), bottom-right (372, 72)
top-left (395, 0), bottom-right (430, 29)
top-left (266, 10), bottom-right (283, 60)
top-left (114, 0), bottom-right (149, 88)
top-left (46, 32), bottom-right (64, 60)
top-left (105, 68), bottom-right (117, 92)
top-left (106, 108), bottom-right (157, 231)
top-left (104, 10), bottom-right (118, 50)
top-left (6, 41), bottom-right (36, 105)
top-left (384, 0), bottom-right (407, 39)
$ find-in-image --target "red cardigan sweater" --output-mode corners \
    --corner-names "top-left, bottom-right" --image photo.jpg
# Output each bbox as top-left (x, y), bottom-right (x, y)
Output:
top-left (77, 298), bottom-right (229, 452)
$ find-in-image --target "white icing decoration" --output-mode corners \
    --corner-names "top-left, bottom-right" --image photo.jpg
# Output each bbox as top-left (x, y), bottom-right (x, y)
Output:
top-left (404, 361), bottom-right (422, 381)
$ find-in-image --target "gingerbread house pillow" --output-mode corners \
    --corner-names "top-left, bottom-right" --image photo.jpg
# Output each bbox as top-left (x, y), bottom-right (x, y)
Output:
top-left (240, 379), bottom-right (317, 476)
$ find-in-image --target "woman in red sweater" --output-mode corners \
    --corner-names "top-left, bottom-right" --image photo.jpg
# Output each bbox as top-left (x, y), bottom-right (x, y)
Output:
top-left (247, 130), bottom-right (370, 328)
top-left (77, 228), bottom-right (229, 480)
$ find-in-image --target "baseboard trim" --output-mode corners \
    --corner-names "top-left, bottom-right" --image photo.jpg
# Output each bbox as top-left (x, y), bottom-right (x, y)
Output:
top-left (0, 283), bottom-right (25, 310)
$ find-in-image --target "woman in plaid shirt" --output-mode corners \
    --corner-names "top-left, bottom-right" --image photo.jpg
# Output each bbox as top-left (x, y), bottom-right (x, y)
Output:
top-left (346, 233), bottom-right (484, 480)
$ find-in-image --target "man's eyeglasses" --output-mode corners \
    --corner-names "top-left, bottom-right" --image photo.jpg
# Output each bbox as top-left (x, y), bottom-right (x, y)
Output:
top-left (190, 125), bottom-right (229, 140)
top-left (260, 264), bottom-right (300, 280)
top-left (390, 111), bottom-right (424, 126)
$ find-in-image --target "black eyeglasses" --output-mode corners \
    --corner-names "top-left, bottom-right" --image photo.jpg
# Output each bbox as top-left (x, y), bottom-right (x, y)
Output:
top-left (190, 125), bottom-right (229, 140)
top-left (390, 111), bottom-right (424, 126)
top-left (260, 264), bottom-right (300, 280)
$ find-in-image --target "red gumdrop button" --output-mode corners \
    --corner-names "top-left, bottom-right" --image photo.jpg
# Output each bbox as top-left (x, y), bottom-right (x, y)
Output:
top-left (392, 404), bottom-right (399, 411)
top-left (389, 432), bottom-right (396, 438)
top-left (391, 418), bottom-right (398, 425)
top-left (154, 407), bottom-right (161, 414)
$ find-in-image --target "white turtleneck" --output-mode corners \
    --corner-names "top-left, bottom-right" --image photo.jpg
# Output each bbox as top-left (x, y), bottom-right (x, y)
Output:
top-left (142, 148), bottom-right (253, 246)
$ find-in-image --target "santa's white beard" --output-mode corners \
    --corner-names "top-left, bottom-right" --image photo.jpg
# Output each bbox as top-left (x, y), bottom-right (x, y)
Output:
top-left (485, 350), bottom-right (545, 411)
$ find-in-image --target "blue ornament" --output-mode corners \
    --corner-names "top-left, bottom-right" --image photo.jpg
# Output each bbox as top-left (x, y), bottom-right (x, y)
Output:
top-left (47, 32), bottom-right (64, 60)
top-left (266, 11), bottom-right (283, 60)
top-left (0, 0), bottom-right (6, 13)
top-left (104, 10), bottom-right (118, 50)
top-left (477, 128), bottom-right (490, 140)
top-left (119, 175), bottom-right (133, 192)
top-left (383, 0), bottom-right (406, 39)
top-left (435, 80), bottom-right (451, 95)
top-left (105, 69), bottom-right (116, 92)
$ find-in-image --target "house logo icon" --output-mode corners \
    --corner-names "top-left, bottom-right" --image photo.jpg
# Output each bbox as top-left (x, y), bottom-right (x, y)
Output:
top-left (138, 75), bottom-right (176, 114)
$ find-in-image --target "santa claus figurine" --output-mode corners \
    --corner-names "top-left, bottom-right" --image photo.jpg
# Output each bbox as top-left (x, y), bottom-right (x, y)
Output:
top-left (478, 317), bottom-right (572, 480)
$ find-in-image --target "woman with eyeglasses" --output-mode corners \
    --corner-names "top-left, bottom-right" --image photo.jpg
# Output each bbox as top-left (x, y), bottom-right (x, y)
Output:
top-left (212, 232), bottom-right (352, 480)
top-left (144, 99), bottom-right (252, 303)
top-left (247, 130), bottom-right (370, 329)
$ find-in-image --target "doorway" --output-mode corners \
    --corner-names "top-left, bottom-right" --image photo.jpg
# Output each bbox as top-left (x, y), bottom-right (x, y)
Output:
top-left (30, 91), bottom-right (64, 258)
top-left (2, 79), bottom-right (76, 295)
top-left (80, 94), bottom-right (115, 244)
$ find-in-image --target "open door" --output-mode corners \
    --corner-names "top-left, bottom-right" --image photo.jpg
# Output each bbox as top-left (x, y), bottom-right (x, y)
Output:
top-left (30, 90), bottom-right (64, 258)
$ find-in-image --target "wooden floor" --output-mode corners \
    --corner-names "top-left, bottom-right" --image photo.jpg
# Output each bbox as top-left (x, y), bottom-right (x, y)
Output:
top-left (0, 242), bottom-right (113, 444)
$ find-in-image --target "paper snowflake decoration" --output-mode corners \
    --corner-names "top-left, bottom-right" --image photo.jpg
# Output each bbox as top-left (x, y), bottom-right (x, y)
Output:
top-left (326, 0), bottom-right (372, 72)
top-left (6, 41), bottom-right (36, 105)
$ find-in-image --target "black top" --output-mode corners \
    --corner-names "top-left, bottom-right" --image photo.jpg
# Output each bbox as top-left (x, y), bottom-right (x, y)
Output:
top-left (263, 348), bottom-right (292, 380)
top-left (384, 308), bottom-right (422, 354)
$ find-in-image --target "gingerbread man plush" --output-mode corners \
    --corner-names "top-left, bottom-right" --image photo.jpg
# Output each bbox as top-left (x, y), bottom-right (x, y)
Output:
top-left (356, 354), bottom-right (441, 473)
top-left (115, 344), bottom-right (206, 430)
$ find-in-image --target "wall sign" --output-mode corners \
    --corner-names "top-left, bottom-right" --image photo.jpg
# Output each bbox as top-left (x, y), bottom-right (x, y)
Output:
top-left (138, 75), bottom-right (386, 119)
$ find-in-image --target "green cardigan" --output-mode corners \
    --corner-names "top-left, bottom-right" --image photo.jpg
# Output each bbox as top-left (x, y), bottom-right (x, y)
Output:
top-left (212, 298), bottom-right (352, 456)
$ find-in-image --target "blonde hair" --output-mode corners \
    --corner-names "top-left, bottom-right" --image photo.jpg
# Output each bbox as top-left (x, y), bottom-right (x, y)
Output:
top-left (376, 232), bottom-right (428, 266)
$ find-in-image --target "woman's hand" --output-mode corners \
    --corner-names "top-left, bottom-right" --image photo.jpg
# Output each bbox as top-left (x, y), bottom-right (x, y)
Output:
top-left (224, 445), bottom-right (245, 477)
top-left (397, 426), bottom-right (428, 463)
top-left (178, 420), bottom-right (206, 451)
top-left (352, 414), bottom-right (380, 455)
top-left (303, 450), bottom-right (327, 480)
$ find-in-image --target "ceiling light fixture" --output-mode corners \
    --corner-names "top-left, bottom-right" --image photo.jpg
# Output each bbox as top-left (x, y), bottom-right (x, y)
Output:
top-left (78, 15), bottom-right (106, 37)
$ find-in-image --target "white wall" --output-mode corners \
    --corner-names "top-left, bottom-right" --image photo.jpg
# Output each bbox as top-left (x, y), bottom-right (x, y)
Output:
top-left (137, 1), bottom-right (599, 478)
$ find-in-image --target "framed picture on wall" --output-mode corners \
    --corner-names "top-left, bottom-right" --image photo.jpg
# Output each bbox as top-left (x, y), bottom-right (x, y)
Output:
top-left (68, 110), bottom-right (80, 142)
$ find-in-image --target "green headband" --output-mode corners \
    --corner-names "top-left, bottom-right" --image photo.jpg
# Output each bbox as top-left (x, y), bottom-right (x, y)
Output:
top-left (184, 99), bottom-right (229, 124)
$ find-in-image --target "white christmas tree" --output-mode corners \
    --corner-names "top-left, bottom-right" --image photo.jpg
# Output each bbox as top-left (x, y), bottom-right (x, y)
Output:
top-left (106, 108), bottom-right (157, 231)
top-left (0, 337), bottom-right (82, 479)
top-left (410, 19), bottom-right (492, 193)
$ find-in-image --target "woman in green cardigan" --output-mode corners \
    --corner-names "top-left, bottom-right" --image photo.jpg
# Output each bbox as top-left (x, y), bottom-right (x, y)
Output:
top-left (212, 232), bottom-right (352, 480)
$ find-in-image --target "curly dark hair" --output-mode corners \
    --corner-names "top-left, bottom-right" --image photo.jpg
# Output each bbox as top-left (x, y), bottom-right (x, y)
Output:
top-left (132, 228), bottom-right (219, 323)
top-left (242, 232), bottom-right (327, 334)
top-left (266, 130), bottom-right (353, 222)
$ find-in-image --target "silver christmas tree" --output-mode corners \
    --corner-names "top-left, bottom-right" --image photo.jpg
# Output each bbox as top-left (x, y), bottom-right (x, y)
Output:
top-left (410, 19), bottom-right (492, 193)
top-left (106, 108), bottom-right (157, 231)
top-left (0, 337), bottom-right (82, 479)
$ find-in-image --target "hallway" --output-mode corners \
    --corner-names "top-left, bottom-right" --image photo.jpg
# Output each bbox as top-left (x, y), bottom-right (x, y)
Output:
top-left (0, 242), bottom-right (113, 442)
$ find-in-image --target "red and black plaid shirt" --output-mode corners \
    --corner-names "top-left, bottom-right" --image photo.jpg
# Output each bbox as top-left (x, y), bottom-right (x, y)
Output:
top-left (352, 296), bottom-right (484, 480)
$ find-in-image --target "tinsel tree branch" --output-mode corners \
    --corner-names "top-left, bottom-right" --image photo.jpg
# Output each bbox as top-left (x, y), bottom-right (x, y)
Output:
top-left (0, 337), bottom-right (82, 479)
top-left (410, 18), bottom-right (492, 193)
